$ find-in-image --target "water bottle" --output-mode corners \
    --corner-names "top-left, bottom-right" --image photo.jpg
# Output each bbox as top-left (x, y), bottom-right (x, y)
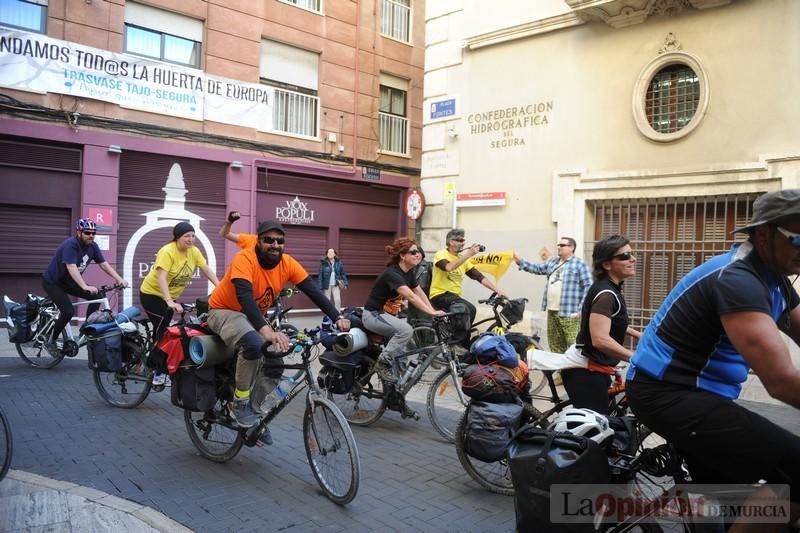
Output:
top-left (259, 376), bottom-right (295, 413)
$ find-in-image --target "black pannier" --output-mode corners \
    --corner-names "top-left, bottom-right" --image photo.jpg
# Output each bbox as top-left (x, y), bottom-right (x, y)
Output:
top-left (86, 327), bottom-right (124, 372)
top-left (171, 364), bottom-right (216, 412)
top-left (318, 349), bottom-right (364, 394)
top-left (465, 401), bottom-right (524, 463)
top-left (4, 297), bottom-right (38, 344)
top-left (508, 425), bottom-right (611, 533)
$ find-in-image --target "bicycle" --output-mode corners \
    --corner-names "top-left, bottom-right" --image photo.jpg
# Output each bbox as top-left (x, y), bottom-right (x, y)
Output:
top-left (322, 312), bottom-right (473, 442)
top-left (5, 284), bottom-right (131, 369)
top-left (0, 402), bottom-right (12, 482)
top-left (268, 287), bottom-right (299, 335)
top-left (93, 302), bottom-right (202, 409)
top-left (455, 367), bottom-right (633, 496)
top-left (183, 327), bottom-right (360, 505)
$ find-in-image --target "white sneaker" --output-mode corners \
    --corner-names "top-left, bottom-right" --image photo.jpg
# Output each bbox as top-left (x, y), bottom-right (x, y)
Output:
top-left (164, 374), bottom-right (172, 387)
top-left (152, 373), bottom-right (166, 386)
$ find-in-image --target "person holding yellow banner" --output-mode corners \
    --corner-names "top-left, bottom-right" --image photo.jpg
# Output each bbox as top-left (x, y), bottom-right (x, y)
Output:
top-left (429, 228), bottom-right (507, 346)
top-left (513, 237), bottom-right (592, 354)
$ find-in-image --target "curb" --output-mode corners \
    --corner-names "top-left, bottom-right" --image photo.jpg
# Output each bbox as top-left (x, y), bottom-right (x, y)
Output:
top-left (6, 470), bottom-right (194, 533)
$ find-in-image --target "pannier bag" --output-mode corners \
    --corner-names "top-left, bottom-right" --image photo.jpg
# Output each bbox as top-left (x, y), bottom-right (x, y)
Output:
top-left (469, 332), bottom-right (519, 368)
top-left (171, 363), bottom-right (216, 412)
top-left (86, 324), bottom-right (124, 372)
top-left (504, 332), bottom-right (533, 359)
top-left (317, 349), bottom-right (364, 394)
top-left (509, 425), bottom-right (611, 533)
top-left (465, 401), bottom-right (524, 463)
top-left (3, 296), bottom-right (39, 344)
top-left (461, 360), bottom-right (530, 403)
top-left (149, 323), bottom-right (212, 375)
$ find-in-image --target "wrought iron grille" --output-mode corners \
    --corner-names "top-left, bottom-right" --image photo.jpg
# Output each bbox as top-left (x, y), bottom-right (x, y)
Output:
top-left (588, 194), bottom-right (759, 332)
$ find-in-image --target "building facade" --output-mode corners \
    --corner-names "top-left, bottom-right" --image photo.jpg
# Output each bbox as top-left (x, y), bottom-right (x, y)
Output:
top-left (421, 0), bottom-right (800, 332)
top-left (0, 0), bottom-right (425, 310)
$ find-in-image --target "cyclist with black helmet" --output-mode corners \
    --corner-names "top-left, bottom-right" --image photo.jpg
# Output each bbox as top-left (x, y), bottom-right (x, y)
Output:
top-left (41, 219), bottom-right (129, 357)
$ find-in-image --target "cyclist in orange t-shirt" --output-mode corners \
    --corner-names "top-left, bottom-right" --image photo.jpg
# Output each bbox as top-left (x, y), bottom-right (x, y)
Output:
top-left (209, 218), bottom-right (349, 429)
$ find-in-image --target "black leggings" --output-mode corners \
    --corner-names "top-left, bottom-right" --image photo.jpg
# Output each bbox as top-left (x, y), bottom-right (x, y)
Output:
top-left (42, 278), bottom-right (100, 341)
top-left (561, 367), bottom-right (612, 415)
top-left (139, 292), bottom-right (174, 342)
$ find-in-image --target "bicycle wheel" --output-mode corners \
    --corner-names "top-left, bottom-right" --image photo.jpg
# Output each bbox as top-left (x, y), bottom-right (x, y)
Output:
top-left (528, 368), bottom-right (548, 395)
top-left (303, 396), bottom-right (360, 505)
top-left (426, 367), bottom-right (468, 443)
top-left (454, 410), bottom-right (515, 495)
top-left (184, 402), bottom-right (244, 463)
top-left (327, 367), bottom-right (386, 426)
top-left (93, 338), bottom-right (153, 409)
top-left (16, 317), bottom-right (66, 369)
top-left (0, 405), bottom-right (12, 482)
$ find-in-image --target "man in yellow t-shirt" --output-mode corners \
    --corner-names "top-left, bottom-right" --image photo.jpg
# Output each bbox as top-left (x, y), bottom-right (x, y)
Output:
top-left (429, 228), bottom-right (506, 345)
top-left (208, 219), bottom-right (349, 430)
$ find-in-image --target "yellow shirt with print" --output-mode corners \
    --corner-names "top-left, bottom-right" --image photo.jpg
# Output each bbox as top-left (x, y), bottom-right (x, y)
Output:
top-left (140, 242), bottom-right (208, 300)
top-left (429, 248), bottom-right (475, 299)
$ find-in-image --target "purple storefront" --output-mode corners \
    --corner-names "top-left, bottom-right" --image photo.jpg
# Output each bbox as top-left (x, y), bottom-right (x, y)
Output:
top-left (0, 119), bottom-right (411, 313)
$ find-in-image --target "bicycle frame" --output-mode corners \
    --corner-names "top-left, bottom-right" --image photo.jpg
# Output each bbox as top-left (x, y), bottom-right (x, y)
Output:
top-left (33, 294), bottom-right (113, 347)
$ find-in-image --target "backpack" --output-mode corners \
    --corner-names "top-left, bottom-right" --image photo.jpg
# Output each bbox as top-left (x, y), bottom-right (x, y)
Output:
top-left (3, 296), bottom-right (38, 344)
top-left (85, 324), bottom-right (124, 372)
top-left (461, 360), bottom-right (530, 403)
top-left (508, 425), bottom-right (611, 532)
top-left (465, 401), bottom-right (525, 463)
top-left (469, 332), bottom-right (519, 368)
top-left (149, 323), bottom-right (212, 375)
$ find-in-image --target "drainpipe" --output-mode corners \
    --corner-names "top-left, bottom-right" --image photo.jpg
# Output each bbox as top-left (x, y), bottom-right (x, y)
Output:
top-left (353, 0), bottom-right (361, 168)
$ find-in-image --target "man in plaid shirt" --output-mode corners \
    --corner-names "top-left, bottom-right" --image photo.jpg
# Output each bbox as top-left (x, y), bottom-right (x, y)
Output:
top-left (514, 237), bottom-right (592, 353)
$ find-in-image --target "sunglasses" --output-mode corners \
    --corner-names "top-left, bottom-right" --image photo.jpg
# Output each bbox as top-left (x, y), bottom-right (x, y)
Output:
top-left (776, 226), bottom-right (800, 248)
top-left (451, 238), bottom-right (465, 243)
top-left (556, 243), bottom-right (571, 248)
top-left (260, 235), bottom-right (285, 245)
top-left (82, 231), bottom-right (96, 237)
top-left (612, 252), bottom-right (635, 261)
top-left (405, 249), bottom-right (421, 256)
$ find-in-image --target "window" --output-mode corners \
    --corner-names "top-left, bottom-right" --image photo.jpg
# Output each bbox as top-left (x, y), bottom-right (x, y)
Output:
top-left (124, 3), bottom-right (202, 68)
top-left (381, 0), bottom-right (410, 43)
top-left (260, 40), bottom-right (320, 138)
top-left (645, 64), bottom-right (699, 134)
top-left (280, 0), bottom-right (322, 14)
top-left (379, 74), bottom-right (408, 155)
top-left (0, 0), bottom-right (47, 33)
top-left (632, 51), bottom-right (709, 142)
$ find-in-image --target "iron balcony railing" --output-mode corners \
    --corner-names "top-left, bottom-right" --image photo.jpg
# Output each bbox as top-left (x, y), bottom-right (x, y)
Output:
top-left (380, 0), bottom-right (411, 42)
top-left (273, 87), bottom-right (319, 138)
top-left (379, 112), bottom-right (408, 155)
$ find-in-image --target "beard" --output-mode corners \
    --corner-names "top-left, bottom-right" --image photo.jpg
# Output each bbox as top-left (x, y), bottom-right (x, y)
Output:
top-left (256, 245), bottom-right (283, 269)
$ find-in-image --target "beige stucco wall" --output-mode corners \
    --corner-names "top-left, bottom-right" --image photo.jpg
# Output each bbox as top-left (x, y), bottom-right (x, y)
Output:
top-left (422, 0), bottom-right (800, 314)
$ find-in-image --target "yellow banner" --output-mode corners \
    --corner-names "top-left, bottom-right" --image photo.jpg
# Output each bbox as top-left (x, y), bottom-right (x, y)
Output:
top-left (471, 250), bottom-right (515, 281)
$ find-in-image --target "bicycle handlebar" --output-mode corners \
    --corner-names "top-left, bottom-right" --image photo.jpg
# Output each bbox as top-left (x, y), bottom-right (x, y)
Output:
top-left (97, 283), bottom-right (126, 295)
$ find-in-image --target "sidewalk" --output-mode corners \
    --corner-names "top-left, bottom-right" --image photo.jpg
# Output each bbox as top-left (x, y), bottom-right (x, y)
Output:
top-left (0, 470), bottom-right (190, 532)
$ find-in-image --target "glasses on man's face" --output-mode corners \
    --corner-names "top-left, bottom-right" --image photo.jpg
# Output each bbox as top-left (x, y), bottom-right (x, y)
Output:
top-left (451, 238), bottom-right (465, 243)
top-left (405, 249), bottom-right (421, 256)
top-left (776, 226), bottom-right (800, 248)
top-left (612, 252), bottom-right (635, 261)
top-left (260, 235), bottom-right (285, 245)
top-left (556, 243), bottom-right (571, 248)
top-left (82, 231), bottom-right (96, 237)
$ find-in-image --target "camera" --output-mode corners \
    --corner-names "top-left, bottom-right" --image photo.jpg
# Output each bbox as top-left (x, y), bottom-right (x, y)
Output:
top-left (477, 245), bottom-right (486, 252)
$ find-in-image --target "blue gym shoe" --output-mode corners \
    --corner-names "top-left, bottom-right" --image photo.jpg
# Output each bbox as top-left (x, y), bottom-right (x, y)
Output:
top-left (231, 398), bottom-right (260, 428)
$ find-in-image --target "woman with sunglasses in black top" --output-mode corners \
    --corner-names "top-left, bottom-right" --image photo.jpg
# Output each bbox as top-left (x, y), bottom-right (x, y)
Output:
top-left (561, 234), bottom-right (641, 414)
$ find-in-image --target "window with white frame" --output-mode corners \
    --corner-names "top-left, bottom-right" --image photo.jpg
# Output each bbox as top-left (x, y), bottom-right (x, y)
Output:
top-left (124, 2), bottom-right (202, 68)
top-left (281, 0), bottom-right (322, 14)
top-left (0, 0), bottom-right (47, 33)
top-left (379, 74), bottom-right (408, 155)
top-left (380, 0), bottom-right (410, 43)
top-left (260, 39), bottom-right (320, 138)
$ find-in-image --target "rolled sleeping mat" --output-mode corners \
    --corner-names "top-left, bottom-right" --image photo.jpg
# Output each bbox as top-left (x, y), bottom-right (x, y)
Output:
top-left (332, 327), bottom-right (369, 356)
top-left (189, 335), bottom-right (236, 367)
top-left (117, 306), bottom-right (143, 322)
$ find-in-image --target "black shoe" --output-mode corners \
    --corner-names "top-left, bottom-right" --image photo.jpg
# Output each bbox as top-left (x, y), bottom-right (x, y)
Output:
top-left (231, 398), bottom-right (260, 428)
top-left (257, 426), bottom-right (273, 446)
top-left (375, 358), bottom-right (397, 384)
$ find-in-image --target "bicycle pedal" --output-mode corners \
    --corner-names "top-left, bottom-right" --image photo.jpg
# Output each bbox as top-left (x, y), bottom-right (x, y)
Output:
top-left (152, 384), bottom-right (166, 393)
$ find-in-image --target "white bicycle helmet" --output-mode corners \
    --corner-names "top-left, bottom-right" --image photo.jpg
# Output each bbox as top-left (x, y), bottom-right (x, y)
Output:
top-left (548, 407), bottom-right (615, 445)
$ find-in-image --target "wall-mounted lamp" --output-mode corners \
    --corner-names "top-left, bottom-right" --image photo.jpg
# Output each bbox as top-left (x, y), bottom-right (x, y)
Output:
top-left (447, 127), bottom-right (458, 139)
top-left (107, 144), bottom-right (122, 154)
top-left (230, 160), bottom-right (244, 169)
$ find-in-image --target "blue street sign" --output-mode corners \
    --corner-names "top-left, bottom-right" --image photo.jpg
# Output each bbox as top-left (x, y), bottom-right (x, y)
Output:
top-left (430, 99), bottom-right (456, 120)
